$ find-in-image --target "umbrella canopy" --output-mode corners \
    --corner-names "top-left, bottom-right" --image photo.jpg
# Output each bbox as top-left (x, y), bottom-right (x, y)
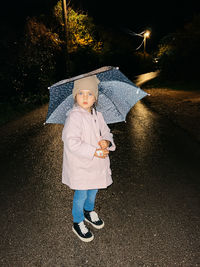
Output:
top-left (45, 66), bottom-right (148, 124)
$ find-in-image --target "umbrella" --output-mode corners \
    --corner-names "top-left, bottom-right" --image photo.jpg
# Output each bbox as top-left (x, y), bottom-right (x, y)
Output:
top-left (45, 66), bottom-right (148, 124)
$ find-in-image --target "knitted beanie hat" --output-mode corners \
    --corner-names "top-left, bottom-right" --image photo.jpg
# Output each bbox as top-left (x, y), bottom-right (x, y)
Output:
top-left (72, 75), bottom-right (100, 99)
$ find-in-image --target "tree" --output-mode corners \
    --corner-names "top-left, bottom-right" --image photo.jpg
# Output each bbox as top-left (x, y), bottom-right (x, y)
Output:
top-left (8, 16), bottom-right (63, 104)
top-left (156, 14), bottom-right (200, 80)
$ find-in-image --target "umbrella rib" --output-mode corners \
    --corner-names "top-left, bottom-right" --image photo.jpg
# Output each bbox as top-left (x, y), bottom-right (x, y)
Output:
top-left (100, 92), bottom-right (125, 120)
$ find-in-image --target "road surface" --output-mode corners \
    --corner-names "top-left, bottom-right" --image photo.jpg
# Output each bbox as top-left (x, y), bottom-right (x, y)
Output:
top-left (0, 101), bottom-right (199, 266)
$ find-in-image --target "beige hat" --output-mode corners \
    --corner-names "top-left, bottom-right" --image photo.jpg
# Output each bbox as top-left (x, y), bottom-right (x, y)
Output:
top-left (72, 75), bottom-right (100, 99)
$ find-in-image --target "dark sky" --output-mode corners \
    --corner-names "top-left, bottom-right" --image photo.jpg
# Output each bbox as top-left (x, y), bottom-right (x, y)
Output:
top-left (78, 0), bottom-right (200, 46)
top-left (1, 0), bottom-right (200, 49)
top-left (91, 0), bottom-right (198, 28)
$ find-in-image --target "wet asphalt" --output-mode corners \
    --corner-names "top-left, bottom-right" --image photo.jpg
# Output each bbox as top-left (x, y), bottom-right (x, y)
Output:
top-left (0, 101), bottom-right (200, 266)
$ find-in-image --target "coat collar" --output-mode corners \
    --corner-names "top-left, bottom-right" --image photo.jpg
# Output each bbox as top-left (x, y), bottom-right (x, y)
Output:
top-left (72, 104), bottom-right (101, 139)
top-left (72, 104), bottom-right (94, 116)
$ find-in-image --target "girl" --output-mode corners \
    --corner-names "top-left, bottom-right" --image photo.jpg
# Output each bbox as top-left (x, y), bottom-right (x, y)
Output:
top-left (62, 75), bottom-right (116, 242)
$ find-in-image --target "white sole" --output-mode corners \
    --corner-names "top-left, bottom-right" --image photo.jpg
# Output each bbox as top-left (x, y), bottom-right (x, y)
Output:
top-left (85, 218), bottom-right (105, 229)
top-left (72, 226), bottom-right (94, 242)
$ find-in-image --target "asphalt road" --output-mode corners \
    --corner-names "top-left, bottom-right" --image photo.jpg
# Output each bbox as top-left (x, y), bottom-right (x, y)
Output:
top-left (0, 101), bottom-right (200, 266)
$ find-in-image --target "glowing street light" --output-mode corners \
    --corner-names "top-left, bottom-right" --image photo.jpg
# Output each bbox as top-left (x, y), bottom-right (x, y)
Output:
top-left (123, 28), bottom-right (151, 53)
top-left (144, 30), bottom-right (150, 38)
top-left (143, 30), bottom-right (151, 54)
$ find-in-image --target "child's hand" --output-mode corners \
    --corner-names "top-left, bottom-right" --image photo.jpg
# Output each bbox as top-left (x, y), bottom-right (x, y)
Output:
top-left (94, 148), bottom-right (109, 159)
top-left (98, 140), bottom-right (110, 149)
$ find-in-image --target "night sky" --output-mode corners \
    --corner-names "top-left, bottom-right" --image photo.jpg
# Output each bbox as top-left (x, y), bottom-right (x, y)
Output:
top-left (1, 0), bottom-right (200, 49)
top-left (79, 0), bottom-right (200, 49)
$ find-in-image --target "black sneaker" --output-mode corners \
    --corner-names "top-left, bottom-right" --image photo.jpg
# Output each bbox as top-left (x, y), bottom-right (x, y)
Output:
top-left (84, 210), bottom-right (105, 229)
top-left (72, 221), bottom-right (94, 242)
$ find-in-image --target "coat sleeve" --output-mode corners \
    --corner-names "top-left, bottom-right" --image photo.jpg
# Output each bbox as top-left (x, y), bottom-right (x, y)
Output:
top-left (62, 112), bottom-right (97, 160)
top-left (98, 112), bottom-right (116, 151)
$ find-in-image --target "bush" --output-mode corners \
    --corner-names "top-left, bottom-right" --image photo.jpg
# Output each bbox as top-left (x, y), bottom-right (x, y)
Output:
top-left (17, 17), bottom-right (63, 100)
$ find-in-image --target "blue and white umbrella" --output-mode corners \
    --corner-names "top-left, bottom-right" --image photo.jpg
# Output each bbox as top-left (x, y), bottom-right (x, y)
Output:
top-left (45, 66), bottom-right (148, 124)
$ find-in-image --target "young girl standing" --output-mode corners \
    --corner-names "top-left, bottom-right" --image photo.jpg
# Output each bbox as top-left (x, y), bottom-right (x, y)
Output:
top-left (62, 75), bottom-right (116, 242)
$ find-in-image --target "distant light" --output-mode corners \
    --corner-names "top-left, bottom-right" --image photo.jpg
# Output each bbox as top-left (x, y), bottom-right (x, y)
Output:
top-left (144, 30), bottom-right (151, 38)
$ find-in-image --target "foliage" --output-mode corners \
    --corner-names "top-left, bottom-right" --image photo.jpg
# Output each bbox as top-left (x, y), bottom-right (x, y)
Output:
top-left (14, 17), bottom-right (63, 104)
top-left (156, 14), bottom-right (200, 81)
top-left (54, 1), bottom-right (102, 53)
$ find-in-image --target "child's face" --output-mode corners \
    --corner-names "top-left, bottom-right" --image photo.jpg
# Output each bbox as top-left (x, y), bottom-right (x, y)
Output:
top-left (76, 89), bottom-right (96, 112)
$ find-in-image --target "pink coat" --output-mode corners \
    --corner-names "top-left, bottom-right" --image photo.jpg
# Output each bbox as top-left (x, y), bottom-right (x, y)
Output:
top-left (62, 105), bottom-right (116, 190)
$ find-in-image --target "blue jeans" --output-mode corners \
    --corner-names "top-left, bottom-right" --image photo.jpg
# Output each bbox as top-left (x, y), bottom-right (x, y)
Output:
top-left (72, 189), bottom-right (98, 223)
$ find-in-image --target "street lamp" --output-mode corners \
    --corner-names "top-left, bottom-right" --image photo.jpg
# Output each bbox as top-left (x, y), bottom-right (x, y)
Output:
top-left (123, 28), bottom-right (151, 53)
top-left (62, 0), bottom-right (70, 76)
top-left (143, 30), bottom-right (151, 54)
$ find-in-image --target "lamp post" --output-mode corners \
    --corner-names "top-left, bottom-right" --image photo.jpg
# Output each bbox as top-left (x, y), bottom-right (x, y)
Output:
top-left (62, 0), bottom-right (68, 42)
top-left (62, 0), bottom-right (70, 76)
top-left (123, 28), bottom-right (151, 53)
top-left (143, 30), bottom-right (150, 54)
